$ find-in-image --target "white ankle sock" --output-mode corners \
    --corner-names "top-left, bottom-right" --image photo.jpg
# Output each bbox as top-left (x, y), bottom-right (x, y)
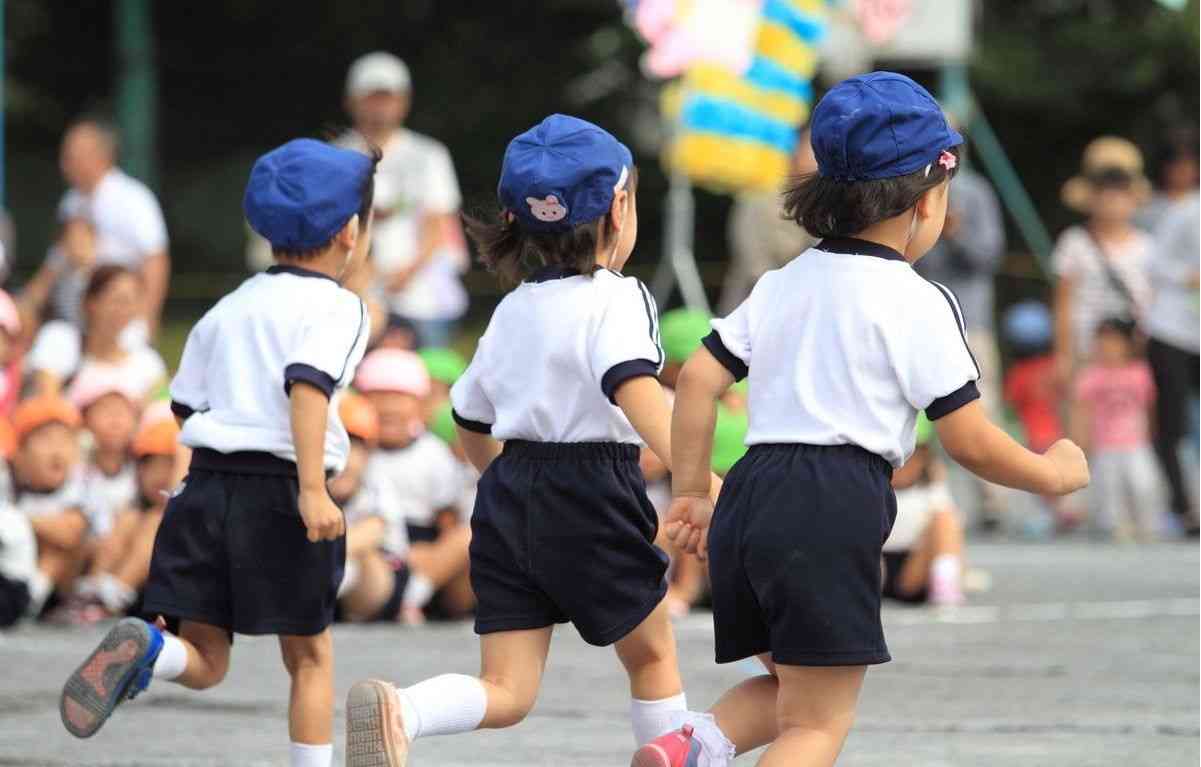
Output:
top-left (398, 674), bottom-right (487, 740)
top-left (97, 574), bottom-right (136, 611)
top-left (630, 692), bottom-right (688, 746)
top-left (673, 711), bottom-right (735, 767)
top-left (401, 572), bottom-right (435, 609)
top-left (289, 742), bottom-right (332, 767)
top-left (931, 554), bottom-right (961, 585)
top-left (152, 633), bottom-right (188, 681)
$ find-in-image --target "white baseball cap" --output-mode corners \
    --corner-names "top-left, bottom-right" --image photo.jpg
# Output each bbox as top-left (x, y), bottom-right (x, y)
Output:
top-left (346, 52), bottom-right (411, 97)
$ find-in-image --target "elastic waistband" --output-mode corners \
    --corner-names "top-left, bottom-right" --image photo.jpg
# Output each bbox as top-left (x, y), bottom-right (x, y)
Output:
top-left (503, 440), bottom-right (640, 462)
top-left (190, 448), bottom-right (298, 476)
top-left (746, 443), bottom-right (893, 476)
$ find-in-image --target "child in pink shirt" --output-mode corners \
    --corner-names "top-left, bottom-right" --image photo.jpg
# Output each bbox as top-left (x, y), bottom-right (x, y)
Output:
top-left (1072, 318), bottom-right (1162, 539)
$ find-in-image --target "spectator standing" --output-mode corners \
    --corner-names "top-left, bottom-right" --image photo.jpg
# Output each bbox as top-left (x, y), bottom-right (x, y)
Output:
top-left (916, 160), bottom-right (1007, 527)
top-left (1135, 129), bottom-right (1199, 232)
top-left (21, 118), bottom-right (169, 342)
top-left (339, 52), bottom-right (468, 347)
top-left (1145, 192), bottom-right (1200, 534)
top-left (1053, 137), bottom-right (1152, 377)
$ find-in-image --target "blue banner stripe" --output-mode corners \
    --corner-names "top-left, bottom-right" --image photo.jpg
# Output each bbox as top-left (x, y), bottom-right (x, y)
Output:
top-left (761, 1), bottom-right (827, 45)
top-left (744, 56), bottom-right (814, 100)
top-left (679, 97), bottom-right (799, 154)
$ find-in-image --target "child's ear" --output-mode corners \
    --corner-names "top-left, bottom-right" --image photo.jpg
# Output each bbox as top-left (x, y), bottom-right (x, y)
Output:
top-left (609, 188), bottom-right (629, 231)
top-left (338, 214), bottom-right (361, 251)
top-left (914, 182), bottom-right (948, 220)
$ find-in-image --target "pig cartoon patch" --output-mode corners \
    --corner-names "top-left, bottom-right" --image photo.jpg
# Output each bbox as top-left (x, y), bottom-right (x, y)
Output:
top-left (526, 195), bottom-right (568, 222)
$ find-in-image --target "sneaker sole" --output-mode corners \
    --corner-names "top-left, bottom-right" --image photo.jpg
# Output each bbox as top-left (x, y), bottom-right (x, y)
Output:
top-left (630, 743), bottom-right (672, 767)
top-left (346, 680), bottom-right (408, 767)
top-left (60, 618), bottom-right (151, 738)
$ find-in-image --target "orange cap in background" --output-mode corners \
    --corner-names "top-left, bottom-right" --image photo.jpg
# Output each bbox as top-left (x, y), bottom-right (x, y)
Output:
top-left (12, 395), bottom-right (82, 442)
top-left (339, 391), bottom-right (379, 445)
top-left (133, 417), bottom-right (180, 458)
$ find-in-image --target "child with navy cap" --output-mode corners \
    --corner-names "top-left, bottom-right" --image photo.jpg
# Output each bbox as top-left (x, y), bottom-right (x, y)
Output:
top-left (344, 114), bottom-right (720, 766)
top-left (59, 138), bottom-right (379, 767)
top-left (635, 72), bottom-right (1091, 767)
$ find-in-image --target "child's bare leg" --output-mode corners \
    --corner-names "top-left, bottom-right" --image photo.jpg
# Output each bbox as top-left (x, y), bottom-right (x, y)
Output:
top-left (89, 511), bottom-right (140, 575)
top-left (614, 599), bottom-right (691, 744)
top-left (279, 630), bottom-right (335, 748)
top-left (407, 525), bottom-right (470, 587)
top-left (171, 619), bottom-right (232, 689)
top-left (339, 549), bottom-right (396, 621)
top-left (897, 511), bottom-right (965, 601)
top-left (706, 654), bottom-right (780, 755)
top-left (110, 510), bottom-right (164, 592)
top-left (477, 627), bottom-right (553, 728)
top-left (757, 664), bottom-right (865, 767)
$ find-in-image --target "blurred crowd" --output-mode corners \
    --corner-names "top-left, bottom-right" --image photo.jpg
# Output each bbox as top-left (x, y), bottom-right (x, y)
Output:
top-left (0, 50), bottom-right (1196, 630)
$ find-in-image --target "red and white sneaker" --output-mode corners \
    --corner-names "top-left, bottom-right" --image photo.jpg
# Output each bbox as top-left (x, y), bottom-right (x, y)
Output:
top-left (346, 680), bottom-right (410, 767)
top-left (631, 725), bottom-right (699, 767)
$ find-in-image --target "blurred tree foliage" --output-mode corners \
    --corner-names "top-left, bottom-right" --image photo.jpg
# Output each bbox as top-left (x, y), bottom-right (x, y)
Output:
top-left (3, 0), bottom-right (1198, 318)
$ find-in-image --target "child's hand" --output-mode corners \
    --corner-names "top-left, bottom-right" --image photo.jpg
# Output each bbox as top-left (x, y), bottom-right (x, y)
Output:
top-left (1045, 439), bottom-right (1089, 495)
top-left (665, 495), bottom-right (714, 561)
top-left (298, 488), bottom-right (345, 542)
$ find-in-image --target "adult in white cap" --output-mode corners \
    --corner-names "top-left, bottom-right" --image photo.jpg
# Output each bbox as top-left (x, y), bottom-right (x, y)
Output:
top-left (339, 51), bottom-right (468, 348)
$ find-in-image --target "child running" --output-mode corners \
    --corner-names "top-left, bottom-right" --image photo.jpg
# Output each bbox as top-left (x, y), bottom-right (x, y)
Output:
top-left (635, 72), bottom-right (1091, 767)
top-left (58, 138), bottom-right (377, 767)
top-left (344, 114), bottom-right (719, 766)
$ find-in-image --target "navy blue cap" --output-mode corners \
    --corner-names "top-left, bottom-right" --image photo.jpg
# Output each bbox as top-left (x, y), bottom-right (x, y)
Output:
top-left (498, 114), bottom-right (633, 233)
top-left (811, 71), bottom-right (963, 182)
top-left (243, 138), bottom-right (375, 251)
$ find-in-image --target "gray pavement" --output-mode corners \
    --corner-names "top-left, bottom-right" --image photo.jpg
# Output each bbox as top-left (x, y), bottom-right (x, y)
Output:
top-left (1, 542), bottom-right (1197, 766)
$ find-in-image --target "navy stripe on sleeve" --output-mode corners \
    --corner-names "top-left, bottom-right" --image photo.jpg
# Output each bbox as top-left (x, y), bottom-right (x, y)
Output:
top-left (451, 408), bottom-right (493, 435)
top-left (634, 278), bottom-right (664, 368)
top-left (334, 298), bottom-right (368, 385)
top-left (169, 400), bottom-right (196, 421)
top-left (284, 363), bottom-right (336, 399)
top-left (928, 280), bottom-right (981, 379)
top-left (926, 381), bottom-right (980, 420)
top-left (601, 359), bottom-right (659, 404)
top-left (701, 330), bottom-right (749, 382)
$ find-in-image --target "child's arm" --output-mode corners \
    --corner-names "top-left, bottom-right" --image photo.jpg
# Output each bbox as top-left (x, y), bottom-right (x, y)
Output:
top-left (935, 400), bottom-right (1088, 495)
top-left (662, 348), bottom-right (736, 559)
top-left (456, 428), bottom-right (501, 474)
top-left (346, 516), bottom-right (386, 558)
top-left (1069, 397), bottom-right (1091, 454)
top-left (615, 376), bottom-right (674, 471)
top-left (290, 383), bottom-right (345, 542)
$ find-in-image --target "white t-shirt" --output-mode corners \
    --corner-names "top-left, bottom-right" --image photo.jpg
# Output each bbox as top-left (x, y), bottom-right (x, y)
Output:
top-left (364, 432), bottom-right (462, 532)
top-left (707, 238), bottom-right (980, 468)
top-left (170, 265), bottom-right (370, 473)
top-left (451, 268), bottom-right (664, 444)
top-left (28, 321), bottom-right (165, 397)
top-left (1051, 226), bottom-right (1151, 358)
top-left (342, 470), bottom-right (410, 559)
top-left (0, 504), bottom-right (37, 587)
top-left (883, 480), bottom-right (954, 552)
top-left (1146, 195), bottom-right (1200, 354)
top-left (339, 129), bottom-right (466, 320)
top-left (80, 461), bottom-right (137, 537)
top-left (51, 169), bottom-right (168, 325)
top-left (15, 468), bottom-right (87, 521)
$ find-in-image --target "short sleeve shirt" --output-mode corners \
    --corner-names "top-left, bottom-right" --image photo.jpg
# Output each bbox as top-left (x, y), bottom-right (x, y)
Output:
top-left (450, 267), bottom-right (663, 444)
top-left (1073, 361), bottom-right (1155, 450)
top-left (1052, 226), bottom-right (1151, 358)
top-left (363, 433), bottom-right (462, 536)
top-left (704, 238), bottom-right (980, 467)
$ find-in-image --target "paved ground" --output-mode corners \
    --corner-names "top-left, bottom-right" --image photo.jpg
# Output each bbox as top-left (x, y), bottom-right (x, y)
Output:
top-left (1, 541), bottom-right (1197, 766)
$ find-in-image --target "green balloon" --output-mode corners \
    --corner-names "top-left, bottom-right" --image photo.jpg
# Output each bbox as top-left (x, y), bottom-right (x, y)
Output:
top-left (711, 403), bottom-right (749, 475)
top-left (659, 308), bottom-right (712, 364)
top-left (419, 347), bottom-right (468, 385)
top-left (429, 401), bottom-right (458, 445)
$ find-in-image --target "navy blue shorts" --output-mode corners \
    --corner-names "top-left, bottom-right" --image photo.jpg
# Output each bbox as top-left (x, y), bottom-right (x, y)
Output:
top-left (708, 443), bottom-right (896, 667)
top-left (144, 449), bottom-right (346, 636)
top-left (469, 440), bottom-right (668, 646)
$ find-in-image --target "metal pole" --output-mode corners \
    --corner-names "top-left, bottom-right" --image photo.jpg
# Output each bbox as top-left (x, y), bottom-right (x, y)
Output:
top-left (115, 0), bottom-right (158, 190)
top-left (940, 64), bottom-right (1054, 271)
top-left (1, 0), bottom-right (6, 208)
top-left (657, 172), bottom-right (710, 313)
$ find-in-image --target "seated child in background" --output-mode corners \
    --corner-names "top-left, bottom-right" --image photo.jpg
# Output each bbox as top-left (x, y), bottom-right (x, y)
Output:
top-left (0, 419), bottom-right (37, 628)
top-left (0, 290), bottom-right (24, 417)
top-left (883, 415), bottom-right (966, 606)
top-left (69, 402), bottom-right (181, 622)
top-left (333, 392), bottom-right (469, 625)
top-left (353, 349), bottom-right (474, 620)
top-left (10, 395), bottom-right (87, 614)
top-left (1072, 318), bottom-right (1162, 540)
top-left (67, 370), bottom-right (141, 540)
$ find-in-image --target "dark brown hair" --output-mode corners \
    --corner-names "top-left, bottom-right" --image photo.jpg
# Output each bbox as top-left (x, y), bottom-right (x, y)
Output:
top-left (782, 145), bottom-right (961, 239)
top-left (272, 144), bottom-right (383, 261)
top-left (84, 264), bottom-right (140, 303)
top-left (464, 167), bottom-right (639, 288)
